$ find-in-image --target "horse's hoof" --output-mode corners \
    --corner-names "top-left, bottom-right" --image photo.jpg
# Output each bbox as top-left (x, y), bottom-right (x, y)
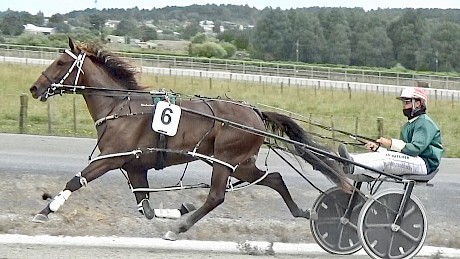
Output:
top-left (163, 231), bottom-right (177, 241)
top-left (180, 202), bottom-right (196, 215)
top-left (142, 199), bottom-right (155, 220)
top-left (32, 214), bottom-right (48, 223)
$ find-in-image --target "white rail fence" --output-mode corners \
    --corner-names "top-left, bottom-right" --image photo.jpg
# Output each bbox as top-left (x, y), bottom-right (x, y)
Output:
top-left (2, 55), bottom-right (460, 101)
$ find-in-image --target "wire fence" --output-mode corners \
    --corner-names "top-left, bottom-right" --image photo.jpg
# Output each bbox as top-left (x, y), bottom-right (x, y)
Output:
top-left (5, 90), bottom-right (404, 148)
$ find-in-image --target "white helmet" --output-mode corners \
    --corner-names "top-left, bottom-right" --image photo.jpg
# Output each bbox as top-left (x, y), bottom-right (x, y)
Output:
top-left (397, 87), bottom-right (428, 105)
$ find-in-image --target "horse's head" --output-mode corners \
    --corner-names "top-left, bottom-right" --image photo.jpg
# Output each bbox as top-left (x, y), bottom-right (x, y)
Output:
top-left (30, 37), bottom-right (141, 102)
top-left (30, 37), bottom-right (87, 101)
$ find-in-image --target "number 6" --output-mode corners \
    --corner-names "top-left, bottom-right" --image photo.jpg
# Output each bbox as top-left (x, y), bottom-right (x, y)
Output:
top-left (161, 107), bottom-right (173, 125)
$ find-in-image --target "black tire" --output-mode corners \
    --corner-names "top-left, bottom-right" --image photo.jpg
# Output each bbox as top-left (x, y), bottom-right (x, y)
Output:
top-left (310, 186), bottom-right (366, 255)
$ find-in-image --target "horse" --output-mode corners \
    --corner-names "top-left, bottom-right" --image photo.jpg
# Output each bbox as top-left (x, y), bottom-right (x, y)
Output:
top-left (29, 37), bottom-right (350, 240)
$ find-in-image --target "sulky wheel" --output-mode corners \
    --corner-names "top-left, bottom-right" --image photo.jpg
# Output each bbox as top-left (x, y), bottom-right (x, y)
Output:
top-left (357, 189), bottom-right (427, 259)
top-left (310, 186), bottom-right (366, 255)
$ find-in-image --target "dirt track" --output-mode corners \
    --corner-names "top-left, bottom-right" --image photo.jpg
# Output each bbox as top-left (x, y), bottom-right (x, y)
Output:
top-left (0, 133), bottom-right (459, 250)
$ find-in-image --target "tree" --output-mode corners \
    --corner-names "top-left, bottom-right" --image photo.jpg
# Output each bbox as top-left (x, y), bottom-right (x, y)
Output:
top-left (89, 14), bottom-right (106, 38)
top-left (48, 14), bottom-right (66, 26)
top-left (387, 9), bottom-right (427, 70)
top-left (0, 12), bottom-right (24, 36)
top-left (191, 32), bottom-right (207, 44)
top-left (348, 13), bottom-right (394, 68)
top-left (140, 26), bottom-right (157, 42)
top-left (318, 8), bottom-right (352, 65)
top-left (114, 19), bottom-right (141, 38)
top-left (48, 13), bottom-right (70, 33)
top-left (251, 8), bottom-right (291, 61)
top-left (181, 22), bottom-right (204, 40)
top-left (427, 22), bottom-right (460, 72)
top-left (285, 10), bottom-right (325, 63)
top-left (217, 28), bottom-right (251, 50)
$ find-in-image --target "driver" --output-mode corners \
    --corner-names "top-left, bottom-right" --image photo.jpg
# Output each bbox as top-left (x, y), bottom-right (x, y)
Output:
top-left (338, 87), bottom-right (443, 177)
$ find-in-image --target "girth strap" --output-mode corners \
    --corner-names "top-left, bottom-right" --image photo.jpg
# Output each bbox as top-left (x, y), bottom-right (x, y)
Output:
top-left (154, 133), bottom-right (168, 170)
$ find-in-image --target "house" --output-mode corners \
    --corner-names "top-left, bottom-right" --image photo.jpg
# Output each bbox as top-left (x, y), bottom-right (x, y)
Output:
top-left (105, 35), bottom-right (125, 44)
top-left (105, 20), bottom-right (120, 29)
top-left (23, 24), bottom-right (56, 35)
top-left (199, 20), bottom-right (215, 34)
top-left (136, 41), bottom-right (158, 49)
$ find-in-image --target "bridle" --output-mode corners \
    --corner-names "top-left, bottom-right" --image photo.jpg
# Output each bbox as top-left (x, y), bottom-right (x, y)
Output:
top-left (40, 49), bottom-right (87, 100)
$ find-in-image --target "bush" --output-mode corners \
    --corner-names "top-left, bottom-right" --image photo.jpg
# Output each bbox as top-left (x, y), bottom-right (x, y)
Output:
top-left (189, 42), bottom-right (227, 58)
top-left (15, 33), bottom-right (51, 46)
top-left (220, 42), bottom-right (237, 58)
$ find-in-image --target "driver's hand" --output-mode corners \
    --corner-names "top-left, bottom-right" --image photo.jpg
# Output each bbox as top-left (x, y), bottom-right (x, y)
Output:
top-left (376, 137), bottom-right (392, 149)
top-left (365, 141), bottom-right (379, 151)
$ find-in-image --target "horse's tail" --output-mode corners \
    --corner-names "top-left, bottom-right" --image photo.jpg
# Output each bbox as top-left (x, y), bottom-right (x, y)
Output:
top-left (260, 111), bottom-right (350, 192)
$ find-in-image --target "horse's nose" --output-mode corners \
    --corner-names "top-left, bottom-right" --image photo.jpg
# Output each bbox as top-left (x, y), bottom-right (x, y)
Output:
top-left (30, 85), bottom-right (39, 98)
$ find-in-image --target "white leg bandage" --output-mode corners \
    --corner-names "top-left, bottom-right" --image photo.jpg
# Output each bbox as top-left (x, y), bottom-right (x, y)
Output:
top-left (154, 208), bottom-right (181, 219)
top-left (49, 190), bottom-right (72, 212)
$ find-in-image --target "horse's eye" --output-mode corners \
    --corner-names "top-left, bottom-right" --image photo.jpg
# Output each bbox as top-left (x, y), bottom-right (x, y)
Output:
top-left (57, 60), bottom-right (64, 66)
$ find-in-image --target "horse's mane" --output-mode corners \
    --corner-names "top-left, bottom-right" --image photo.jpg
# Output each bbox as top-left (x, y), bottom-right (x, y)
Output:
top-left (77, 42), bottom-right (145, 91)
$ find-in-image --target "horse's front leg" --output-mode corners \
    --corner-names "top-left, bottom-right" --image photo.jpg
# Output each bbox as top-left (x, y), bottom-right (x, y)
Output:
top-left (126, 168), bottom-right (155, 220)
top-left (32, 159), bottom-right (116, 223)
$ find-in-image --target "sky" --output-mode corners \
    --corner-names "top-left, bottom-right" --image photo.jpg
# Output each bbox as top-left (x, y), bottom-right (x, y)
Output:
top-left (2, 0), bottom-right (460, 16)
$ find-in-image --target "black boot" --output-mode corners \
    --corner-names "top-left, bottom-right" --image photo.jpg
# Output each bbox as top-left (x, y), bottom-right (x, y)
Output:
top-left (338, 143), bottom-right (354, 174)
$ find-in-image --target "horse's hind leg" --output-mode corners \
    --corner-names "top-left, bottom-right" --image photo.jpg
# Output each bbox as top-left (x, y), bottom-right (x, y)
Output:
top-left (125, 168), bottom-right (196, 220)
top-left (164, 163), bottom-right (231, 241)
top-left (233, 160), bottom-right (312, 219)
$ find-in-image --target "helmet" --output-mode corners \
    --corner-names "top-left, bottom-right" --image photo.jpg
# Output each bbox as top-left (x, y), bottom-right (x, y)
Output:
top-left (397, 87), bottom-right (428, 105)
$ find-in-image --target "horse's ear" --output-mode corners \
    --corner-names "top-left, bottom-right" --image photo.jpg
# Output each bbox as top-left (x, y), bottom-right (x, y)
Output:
top-left (68, 36), bottom-right (77, 52)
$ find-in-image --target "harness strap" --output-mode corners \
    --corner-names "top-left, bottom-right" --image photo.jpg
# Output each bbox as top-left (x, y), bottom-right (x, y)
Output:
top-left (95, 115), bottom-right (117, 126)
top-left (89, 149), bottom-right (142, 163)
top-left (155, 133), bottom-right (168, 170)
top-left (187, 150), bottom-right (238, 172)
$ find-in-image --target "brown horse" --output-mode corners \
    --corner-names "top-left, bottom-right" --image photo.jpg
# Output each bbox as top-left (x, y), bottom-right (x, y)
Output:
top-left (29, 38), bottom-right (349, 240)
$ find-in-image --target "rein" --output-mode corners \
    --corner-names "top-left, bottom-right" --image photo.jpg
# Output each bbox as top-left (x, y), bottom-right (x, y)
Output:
top-left (257, 103), bottom-right (378, 147)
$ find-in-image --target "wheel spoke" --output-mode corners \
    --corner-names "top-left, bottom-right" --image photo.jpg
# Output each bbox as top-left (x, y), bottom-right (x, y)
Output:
top-left (364, 223), bottom-right (391, 229)
top-left (397, 228), bottom-right (423, 242)
top-left (315, 217), bottom-right (342, 225)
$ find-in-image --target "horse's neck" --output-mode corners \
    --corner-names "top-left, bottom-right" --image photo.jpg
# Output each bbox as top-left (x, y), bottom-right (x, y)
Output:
top-left (83, 95), bottom-right (120, 122)
top-left (80, 68), bottom-right (126, 122)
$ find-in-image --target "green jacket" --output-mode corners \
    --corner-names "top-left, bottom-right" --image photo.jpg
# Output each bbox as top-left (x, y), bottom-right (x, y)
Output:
top-left (400, 114), bottom-right (443, 173)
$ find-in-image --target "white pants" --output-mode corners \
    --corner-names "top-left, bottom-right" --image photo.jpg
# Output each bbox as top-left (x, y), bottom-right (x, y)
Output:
top-left (351, 148), bottom-right (427, 177)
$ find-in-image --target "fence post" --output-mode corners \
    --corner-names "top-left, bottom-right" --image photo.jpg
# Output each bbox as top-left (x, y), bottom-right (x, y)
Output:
top-left (73, 94), bottom-right (77, 135)
top-left (330, 115), bottom-right (335, 145)
top-left (209, 78), bottom-right (212, 90)
top-left (47, 98), bottom-right (56, 134)
top-left (377, 117), bottom-right (384, 138)
top-left (354, 116), bottom-right (359, 152)
top-left (19, 93), bottom-right (28, 134)
top-left (348, 83), bottom-right (351, 99)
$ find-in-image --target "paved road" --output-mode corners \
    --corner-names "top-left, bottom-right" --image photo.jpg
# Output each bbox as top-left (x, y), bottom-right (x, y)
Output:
top-left (0, 133), bottom-right (459, 258)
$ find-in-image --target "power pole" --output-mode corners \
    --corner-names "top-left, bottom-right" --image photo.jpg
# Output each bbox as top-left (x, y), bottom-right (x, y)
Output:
top-left (296, 40), bottom-right (299, 63)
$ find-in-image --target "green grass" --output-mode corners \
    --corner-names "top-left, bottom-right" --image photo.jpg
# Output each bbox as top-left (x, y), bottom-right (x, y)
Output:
top-left (2, 63), bottom-right (459, 157)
